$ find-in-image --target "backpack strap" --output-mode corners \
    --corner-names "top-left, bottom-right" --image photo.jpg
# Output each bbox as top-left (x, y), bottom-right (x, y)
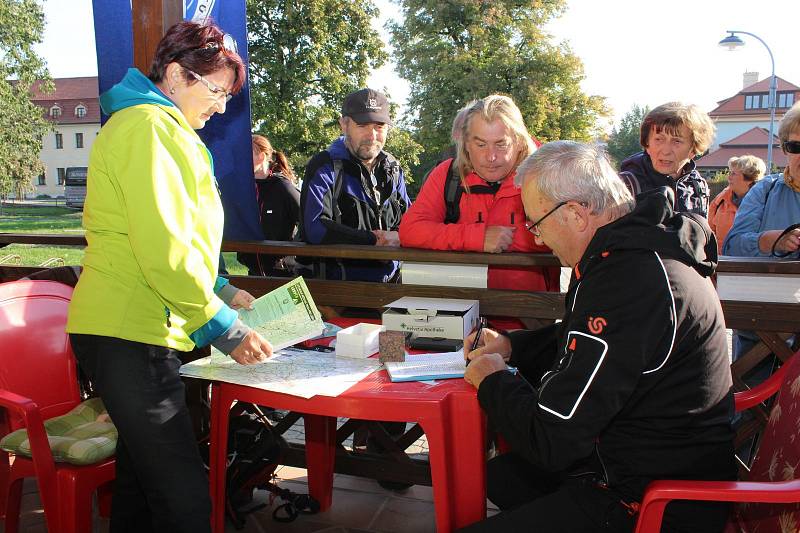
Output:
top-left (443, 160), bottom-right (463, 224)
top-left (442, 160), bottom-right (503, 223)
top-left (619, 170), bottom-right (642, 196)
top-left (330, 156), bottom-right (344, 224)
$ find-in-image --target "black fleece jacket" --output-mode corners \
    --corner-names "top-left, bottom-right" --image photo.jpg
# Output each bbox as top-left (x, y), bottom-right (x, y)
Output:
top-left (478, 188), bottom-right (735, 504)
top-left (619, 151), bottom-right (710, 217)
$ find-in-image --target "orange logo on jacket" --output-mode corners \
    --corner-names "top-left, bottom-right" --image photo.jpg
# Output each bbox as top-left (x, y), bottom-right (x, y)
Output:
top-left (588, 316), bottom-right (607, 334)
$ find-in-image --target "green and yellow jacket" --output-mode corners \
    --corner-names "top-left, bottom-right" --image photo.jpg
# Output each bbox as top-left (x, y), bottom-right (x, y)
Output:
top-left (67, 68), bottom-right (237, 351)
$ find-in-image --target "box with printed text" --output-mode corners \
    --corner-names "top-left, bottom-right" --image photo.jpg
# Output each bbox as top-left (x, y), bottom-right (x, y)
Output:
top-left (382, 297), bottom-right (479, 341)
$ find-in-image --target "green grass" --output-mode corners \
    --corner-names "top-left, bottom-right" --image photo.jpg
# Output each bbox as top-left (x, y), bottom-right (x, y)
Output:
top-left (0, 205), bottom-right (248, 274)
top-left (0, 205), bottom-right (83, 233)
top-left (0, 245), bottom-right (84, 267)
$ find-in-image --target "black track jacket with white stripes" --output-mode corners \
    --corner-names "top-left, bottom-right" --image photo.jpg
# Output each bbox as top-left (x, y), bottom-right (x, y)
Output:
top-left (478, 187), bottom-right (736, 505)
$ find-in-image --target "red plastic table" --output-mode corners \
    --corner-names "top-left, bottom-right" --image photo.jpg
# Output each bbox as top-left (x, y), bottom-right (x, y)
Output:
top-left (208, 319), bottom-right (487, 532)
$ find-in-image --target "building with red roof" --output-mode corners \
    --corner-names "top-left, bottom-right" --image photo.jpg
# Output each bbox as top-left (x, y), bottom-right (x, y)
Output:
top-left (695, 126), bottom-right (787, 174)
top-left (698, 73), bottom-right (799, 175)
top-left (29, 77), bottom-right (100, 199)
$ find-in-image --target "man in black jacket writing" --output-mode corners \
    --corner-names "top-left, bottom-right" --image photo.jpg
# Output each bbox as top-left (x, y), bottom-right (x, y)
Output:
top-left (463, 141), bottom-right (735, 532)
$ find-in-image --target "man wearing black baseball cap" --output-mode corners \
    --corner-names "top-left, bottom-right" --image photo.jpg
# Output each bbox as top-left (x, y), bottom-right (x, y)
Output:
top-left (298, 88), bottom-right (413, 491)
top-left (298, 88), bottom-right (410, 282)
top-left (341, 88), bottom-right (394, 127)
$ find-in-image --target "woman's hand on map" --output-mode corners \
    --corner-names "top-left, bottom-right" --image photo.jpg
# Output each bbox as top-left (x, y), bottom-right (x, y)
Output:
top-left (230, 330), bottom-right (273, 365)
top-left (230, 289), bottom-right (256, 310)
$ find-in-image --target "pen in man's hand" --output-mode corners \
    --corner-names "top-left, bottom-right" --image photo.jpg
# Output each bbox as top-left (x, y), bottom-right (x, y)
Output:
top-left (466, 317), bottom-right (486, 367)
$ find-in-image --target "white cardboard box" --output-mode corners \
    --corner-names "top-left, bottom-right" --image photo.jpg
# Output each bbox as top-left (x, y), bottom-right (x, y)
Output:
top-left (335, 322), bottom-right (384, 358)
top-left (382, 297), bottom-right (479, 340)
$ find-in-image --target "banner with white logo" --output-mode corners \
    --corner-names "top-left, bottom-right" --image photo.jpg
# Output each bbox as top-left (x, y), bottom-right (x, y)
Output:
top-left (184, 0), bottom-right (220, 23)
top-left (94, 0), bottom-right (260, 241)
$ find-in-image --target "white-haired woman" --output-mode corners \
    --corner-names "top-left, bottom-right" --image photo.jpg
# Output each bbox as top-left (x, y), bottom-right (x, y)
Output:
top-left (709, 155), bottom-right (766, 254)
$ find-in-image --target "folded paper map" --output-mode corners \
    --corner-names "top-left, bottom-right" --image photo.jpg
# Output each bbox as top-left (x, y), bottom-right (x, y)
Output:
top-left (236, 276), bottom-right (324, 352)
top-left (180, 347), bottom-right (380, 398)
top-left (181, 278), bottom-right (382, 398)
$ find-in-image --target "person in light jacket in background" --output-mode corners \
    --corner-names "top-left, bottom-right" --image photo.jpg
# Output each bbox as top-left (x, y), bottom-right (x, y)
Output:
top-left (723, 102), bottom-right (800, 360)
top-left (709, 154), bottom-right (765, 254)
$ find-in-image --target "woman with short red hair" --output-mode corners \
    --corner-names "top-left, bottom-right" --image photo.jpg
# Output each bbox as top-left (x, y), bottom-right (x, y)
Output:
top-left (67, 21), bottom-right (271, 532)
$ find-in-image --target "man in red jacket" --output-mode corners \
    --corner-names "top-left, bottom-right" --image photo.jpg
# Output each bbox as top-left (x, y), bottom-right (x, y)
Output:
top-left (399, 94), bottom-right (558, 292)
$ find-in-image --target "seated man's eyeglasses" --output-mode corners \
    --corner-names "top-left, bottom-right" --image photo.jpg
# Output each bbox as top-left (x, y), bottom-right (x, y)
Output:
top-left (185, 69), bottom-right (233, 102)
top-left (782, 140), bottom-right (800, 155)
top-left (525, 200), bottom-right (588, 237)
top-left (525, 201), bottom-right (568, 237)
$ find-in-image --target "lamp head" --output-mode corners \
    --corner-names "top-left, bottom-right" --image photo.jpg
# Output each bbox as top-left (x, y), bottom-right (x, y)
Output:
top-left (719, 32), bottom-right (745, 51)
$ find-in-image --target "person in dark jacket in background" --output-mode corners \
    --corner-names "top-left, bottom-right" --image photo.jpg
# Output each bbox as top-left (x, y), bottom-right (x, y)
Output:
top-left (237, 134), bottom-right (300, 276)
top-left (619, 102), bottom-right (715, 217)
top-left (462, 141), bottom-right (735, 533)
top-left (298, 88), bottom-right (410, 282)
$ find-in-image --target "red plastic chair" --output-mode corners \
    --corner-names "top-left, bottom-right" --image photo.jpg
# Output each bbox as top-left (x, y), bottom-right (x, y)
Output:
top-left (634, 350), bottom-right (800, 533)
top-left (0, 280), bottom-right (115, 533)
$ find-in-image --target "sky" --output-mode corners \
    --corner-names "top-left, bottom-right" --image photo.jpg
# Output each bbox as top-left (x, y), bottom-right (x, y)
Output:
top-left (36, 0), bottom-right (800, 132)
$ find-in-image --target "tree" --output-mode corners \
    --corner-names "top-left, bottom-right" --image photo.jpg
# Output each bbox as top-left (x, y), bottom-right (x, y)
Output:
top-left (0, 0), bottom-right (52, 205)
top-left (606, 104), bottom-right (649, 167)
top-left (389, 0), bottom-right (608, 170)
top-left (246, 0), bottom-right (420, 178)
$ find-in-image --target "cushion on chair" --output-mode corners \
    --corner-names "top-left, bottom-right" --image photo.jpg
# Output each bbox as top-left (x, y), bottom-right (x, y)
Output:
top-left (0, 397), bottom-right (117, 466)
top-left (736, 355), bottom-right (800, 532)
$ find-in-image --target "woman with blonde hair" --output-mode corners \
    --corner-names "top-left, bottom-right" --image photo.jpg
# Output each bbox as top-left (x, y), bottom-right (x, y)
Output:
top-left (237, 134), bottom-right (300, 276)
top-left (724, 102), bottom-right (800, 360)
top-left (708, 155), bottom-right (765, 253)
top-left (400, 94), bottom-right (558, 292)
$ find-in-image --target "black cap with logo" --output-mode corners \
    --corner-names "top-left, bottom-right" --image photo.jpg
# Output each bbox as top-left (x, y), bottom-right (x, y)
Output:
top-left (341, 88), bottom-right (393, 126)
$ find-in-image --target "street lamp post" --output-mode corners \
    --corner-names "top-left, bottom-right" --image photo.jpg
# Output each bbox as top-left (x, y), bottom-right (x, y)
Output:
top-left (719, 30), bottom-right (777, 172)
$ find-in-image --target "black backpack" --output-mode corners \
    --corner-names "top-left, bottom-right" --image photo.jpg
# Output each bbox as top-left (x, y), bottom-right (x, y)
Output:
top-left (440, 159), bottom-right (502, 223)
top-left (199, 402), bottom-right (320, 529)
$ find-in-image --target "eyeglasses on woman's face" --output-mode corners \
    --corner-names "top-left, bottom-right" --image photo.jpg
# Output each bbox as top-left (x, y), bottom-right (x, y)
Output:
top-left (783, 140), bottom-right (800, 155)
top-left (186, 69), bottom-right (233, 102)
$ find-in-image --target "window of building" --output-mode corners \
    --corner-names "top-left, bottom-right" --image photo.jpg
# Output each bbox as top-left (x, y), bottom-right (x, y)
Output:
top-left (745, 95), bottom-right (753, 109)
top-left (75, 132), bottom-right (84, 149)
top-left (75, 104), bottom-right (87, 118)
top-left (57, 168), bottom-right (66, 185)
top-left (779, 93), bottom-right (795, 108)
top-left (50, 105), bottom-right (62, 118)
top-left (762, 94), bottom-right (771, 108)
top-left (38, 173), bottom-right (46, 186)
top-left (55, 132), bottom-right (63, 149)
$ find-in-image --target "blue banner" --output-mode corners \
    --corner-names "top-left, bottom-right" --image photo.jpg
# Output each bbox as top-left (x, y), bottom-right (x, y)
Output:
top-left (91, 0), bottom-right (261, 242)
top-left (184, 0), bottom-right (221, 24)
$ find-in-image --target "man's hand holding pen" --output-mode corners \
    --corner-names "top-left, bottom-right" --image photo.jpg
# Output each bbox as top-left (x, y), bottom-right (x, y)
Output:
top-left (464, 321), bottom-right (513, 389)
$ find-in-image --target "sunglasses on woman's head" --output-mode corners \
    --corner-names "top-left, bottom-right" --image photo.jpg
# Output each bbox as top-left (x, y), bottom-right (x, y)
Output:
top-left (783, 140), bottom-right (800, 154)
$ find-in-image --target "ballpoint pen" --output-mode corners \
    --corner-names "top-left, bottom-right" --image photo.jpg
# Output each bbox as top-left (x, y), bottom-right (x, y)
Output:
top-left (466, 317), bottom-right (486, 367)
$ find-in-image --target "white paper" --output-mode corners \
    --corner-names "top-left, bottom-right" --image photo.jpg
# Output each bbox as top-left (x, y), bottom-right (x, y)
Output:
top-left (716, 273), bottom-right (800, 303)
top-left (401, 262), bottom-right (488, 289)
top-left (384, 350), bottom-right (465, 382)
